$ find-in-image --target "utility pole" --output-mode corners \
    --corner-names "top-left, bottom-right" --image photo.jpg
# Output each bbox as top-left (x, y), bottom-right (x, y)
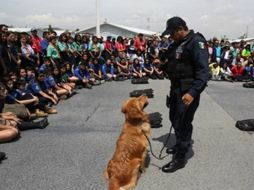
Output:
top-left (147, 17), bottom-right (150, 30)
top-left (246, 25), bottom-right (249, 38)
top-left (96, 0), bottom-right (100, 36)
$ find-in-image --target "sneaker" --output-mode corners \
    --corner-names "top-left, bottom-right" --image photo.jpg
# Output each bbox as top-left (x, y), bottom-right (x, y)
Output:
top-left (85, 84), bottom-right (93, 89)
top-left (100, 79), bottom-right (105, 84)
top-left (35, 109), bottom-right (48, 118)
top-left (93, 80), bottom-right (101, 85)
top-left (45, 107), bottom-right (58, 114)
top-left (59, 95), bottom-right (68, 100)
top-left (76, 85), bottom-right (83, 89)
top-left (71, 90), bottom-right (78, 95)
top-left (105, 78), bottom-right (112, 82)
top-left (30, 113), bottom-right (37, 120)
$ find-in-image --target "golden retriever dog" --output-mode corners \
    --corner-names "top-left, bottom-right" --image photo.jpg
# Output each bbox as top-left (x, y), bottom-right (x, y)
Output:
top-left (104, 95), bottom-right (151, 190)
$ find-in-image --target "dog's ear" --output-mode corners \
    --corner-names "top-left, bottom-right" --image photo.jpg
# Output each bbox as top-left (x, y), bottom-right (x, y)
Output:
top-left (127, 106), bottom-right (144, 121)
top-left (121, 100), bottom-right (128, 114)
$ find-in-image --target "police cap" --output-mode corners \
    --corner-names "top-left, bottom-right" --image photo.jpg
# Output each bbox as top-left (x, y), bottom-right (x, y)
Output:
top-left (162, 16), bottom-right (186, 36)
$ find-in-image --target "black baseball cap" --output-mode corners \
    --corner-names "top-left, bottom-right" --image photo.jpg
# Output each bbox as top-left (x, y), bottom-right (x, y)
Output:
top-left (162, 16), bottom-right (186, 36)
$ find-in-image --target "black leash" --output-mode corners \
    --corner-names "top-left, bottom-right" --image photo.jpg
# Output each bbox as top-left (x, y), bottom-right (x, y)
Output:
top-left (142, 124), bottom-right (173, 160)
top-left (142, 89), bottom-right (190, 161)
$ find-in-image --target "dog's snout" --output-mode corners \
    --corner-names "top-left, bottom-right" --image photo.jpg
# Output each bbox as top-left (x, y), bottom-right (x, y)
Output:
top-left (139, 95), bottom-right (149, 109)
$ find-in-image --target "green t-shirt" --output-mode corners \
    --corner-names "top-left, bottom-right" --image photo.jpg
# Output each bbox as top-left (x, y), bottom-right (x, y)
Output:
top-left (61, 73), bottom-right (69, 83)
top-left (57, 41), bottom-right (67, 52)
top-left (47, 44), bottom-right (60, 59)
top-left (241, 48), bottom-right (251, 58)
top-left (68, 42), bottom-right (76, 52)
top-left (72, 42), bottom-right (82, 52)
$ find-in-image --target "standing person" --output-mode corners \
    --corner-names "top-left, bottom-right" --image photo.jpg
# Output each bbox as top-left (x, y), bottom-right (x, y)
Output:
top-left (158, 35), bottom-right (170, 61)
top-left (7, 32), bottom-right (22, 72)
top-left (115, 36), bottom-right (126, 58)
top-left (0, 32), bottom-right (9, 76)
top-left (147, 39), bottom-right (159, 64)
top-left (20, 34), bottom-right (39, 69)
top-left (88, 36), bottom-right (103, 62)
top-left (40, 31), bottom-right (50, 57)
top-left (159, 16), bottom-right (210, 173)
top-left (103, 36), bottom-right (113, 61)
top-left (30, 28), bottom-right (42, 65)
top-left (47, 36), bottom-right (61, 66)
top-left (57, 33), bottom-right (69, 63)
top-left (134, 33), bottom-right (146, 55)
top-left (212, 39), bottom-right (222, 64)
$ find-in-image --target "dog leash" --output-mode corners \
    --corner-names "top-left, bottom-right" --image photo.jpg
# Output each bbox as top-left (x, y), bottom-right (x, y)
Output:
top-left (142, 124), bottom-right (173, 160)
top-left (143, 89), bottom-right (191, 161)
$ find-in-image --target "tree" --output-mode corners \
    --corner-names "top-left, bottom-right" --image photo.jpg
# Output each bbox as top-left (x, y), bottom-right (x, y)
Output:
top-left (48, 24), bottom-right (54, 33)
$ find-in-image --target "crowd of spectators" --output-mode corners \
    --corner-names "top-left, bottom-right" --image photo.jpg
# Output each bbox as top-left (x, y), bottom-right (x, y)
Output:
top-left (0, 24), bottom-right (169, 162)
top-left (0, 23), bottom-right (254, 163)
top-left (208, 38), bottom-right (254, 81)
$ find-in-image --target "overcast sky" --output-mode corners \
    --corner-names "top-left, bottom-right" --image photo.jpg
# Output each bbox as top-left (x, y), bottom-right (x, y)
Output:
top-left (1, 0), bottom-right (253, 39)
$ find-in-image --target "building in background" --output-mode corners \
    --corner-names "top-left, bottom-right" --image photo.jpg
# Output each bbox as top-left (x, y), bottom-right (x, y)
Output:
top-left (77, 21), bottom-right (157, 38)
top-left (8, 27), bottom-right (44, 37)
top-left (8, 27), bottom-right (74, 37)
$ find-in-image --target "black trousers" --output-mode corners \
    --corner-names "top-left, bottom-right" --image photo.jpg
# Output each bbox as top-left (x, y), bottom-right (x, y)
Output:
top-left (169, 88), bottom-right (200, 154)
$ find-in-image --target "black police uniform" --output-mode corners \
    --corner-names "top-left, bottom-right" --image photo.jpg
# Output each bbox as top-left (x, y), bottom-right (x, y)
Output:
top-left (161, 30), bottom-right (210, 172)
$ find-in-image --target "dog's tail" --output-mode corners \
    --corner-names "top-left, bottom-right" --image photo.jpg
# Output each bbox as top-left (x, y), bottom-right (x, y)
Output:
top-left (109, 178), bottom-right (120, 190)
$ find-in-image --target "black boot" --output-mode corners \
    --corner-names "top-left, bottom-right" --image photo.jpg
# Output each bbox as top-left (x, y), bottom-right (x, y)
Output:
top-left (166, 145), bottom-right (179, 154)
top-left (34, 118), bottom-right (49, 129)
top-left (17, 118), bottom-right (49, 130)
top-left (166, 142), bottom-right (191, 154)
top-left (162, 152), bottom-right (186, 173)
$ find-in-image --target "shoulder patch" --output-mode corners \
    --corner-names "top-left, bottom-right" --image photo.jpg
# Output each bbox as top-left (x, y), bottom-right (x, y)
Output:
top-left (198, 42), bottom-right (205, 49)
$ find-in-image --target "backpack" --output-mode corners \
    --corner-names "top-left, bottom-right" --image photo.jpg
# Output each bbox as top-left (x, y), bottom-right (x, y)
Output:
top-left (235, 119), bottom-right (254, 131)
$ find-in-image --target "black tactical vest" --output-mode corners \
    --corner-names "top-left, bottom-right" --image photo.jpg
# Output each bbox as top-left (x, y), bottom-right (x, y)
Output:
top-left (165, 32), bottom-right (196, 80)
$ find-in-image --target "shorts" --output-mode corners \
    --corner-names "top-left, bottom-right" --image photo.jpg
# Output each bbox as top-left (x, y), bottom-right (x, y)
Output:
top-left (3, 104), bottom-right (28, 119)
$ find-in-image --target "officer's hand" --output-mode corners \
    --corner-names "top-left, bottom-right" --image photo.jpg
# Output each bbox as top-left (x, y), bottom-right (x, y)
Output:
top-left (182, 93), bottom-right (194, 107)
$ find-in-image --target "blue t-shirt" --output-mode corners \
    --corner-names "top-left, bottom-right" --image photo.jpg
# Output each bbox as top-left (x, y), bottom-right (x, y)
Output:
top-left (5, 90), bottom-right (18, 104)
top-left (132, 63), bottom-right (142, 72)
top-left (215, 46), bottom-right (222, 58)
top-left (27, 79), bottom-right (41, 95)
top-left (15, 89), bottom-right (32, 100)
top-left (90, 63), bottom-right (102, 73)
top-left (41, 39), bottom-right (49, 56)
top-left (74, 66), bottom-right (90, 80)
top-left (39, 64), bottom-right (48, 73)
top-left (144, 62), bottom-right (152, 69)
top-left (45, 75), bottom-right (56, 88)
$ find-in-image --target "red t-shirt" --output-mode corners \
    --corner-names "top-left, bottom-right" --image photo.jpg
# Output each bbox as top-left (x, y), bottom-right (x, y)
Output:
top-left (231, 65), bottom-right (244, 76)
top-left (134, 37), bottom-right (146, 51)
top-left (115, 42), bottom-right (126, 52)
top-left (104, 41), bottom-right (112, 52)
top-left (31, 35), bottom-right (42, 54)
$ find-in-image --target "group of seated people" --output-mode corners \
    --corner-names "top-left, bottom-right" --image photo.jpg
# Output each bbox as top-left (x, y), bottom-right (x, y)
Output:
top-left (0, 25), bottom-right (169, 163)
top-left (208, 38), bottom-right (254, 82)
top-left (209, 57), bottom-right (254, 81)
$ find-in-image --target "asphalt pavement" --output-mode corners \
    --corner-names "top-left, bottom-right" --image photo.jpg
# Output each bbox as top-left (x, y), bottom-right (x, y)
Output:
top-left (0, 79), bottom-right (253, 190)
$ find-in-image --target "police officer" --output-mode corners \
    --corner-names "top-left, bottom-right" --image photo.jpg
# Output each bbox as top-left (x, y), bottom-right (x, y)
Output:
top-left (159, 17), bottom-right (210, 173)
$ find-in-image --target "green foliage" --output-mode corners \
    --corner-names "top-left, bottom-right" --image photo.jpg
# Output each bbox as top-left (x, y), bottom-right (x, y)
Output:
top-left (48, 24), bottom-right (54, 33)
